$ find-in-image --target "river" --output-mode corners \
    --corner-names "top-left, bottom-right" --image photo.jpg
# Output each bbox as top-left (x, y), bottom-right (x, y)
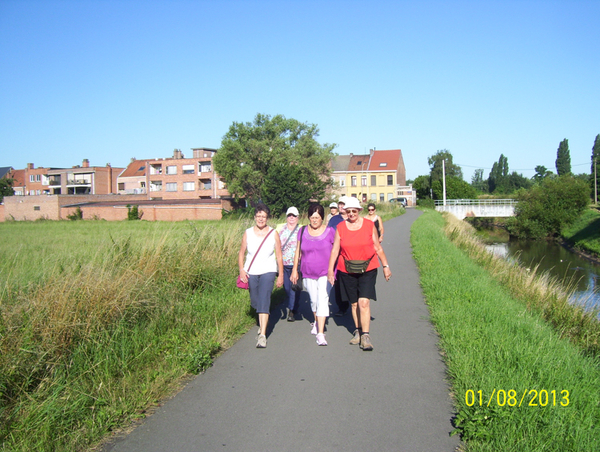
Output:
top-left (486, 240), bottom-right (600, 313)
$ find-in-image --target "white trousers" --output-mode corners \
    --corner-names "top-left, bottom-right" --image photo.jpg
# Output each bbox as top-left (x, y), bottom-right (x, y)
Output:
top-left (303, 276), bottom-right (331, 318)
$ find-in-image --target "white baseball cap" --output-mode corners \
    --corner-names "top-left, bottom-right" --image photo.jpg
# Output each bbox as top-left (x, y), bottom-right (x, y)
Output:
top-left (343, 197), bottom-right (362, 210)
top-left (337, 196), bottom-right (348, 205)
top-left (329, 202), bottom-right (338, 208)
top-left (286, 206), bottom-right (299, 216)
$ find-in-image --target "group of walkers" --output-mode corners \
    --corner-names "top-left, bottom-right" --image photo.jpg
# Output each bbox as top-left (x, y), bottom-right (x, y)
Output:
top-left (238, 197), bottom-right (391, 351)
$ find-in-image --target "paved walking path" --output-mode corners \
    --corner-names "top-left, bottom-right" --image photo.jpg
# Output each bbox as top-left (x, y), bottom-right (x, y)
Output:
top-left (103, 209), bottom-right (461, 452)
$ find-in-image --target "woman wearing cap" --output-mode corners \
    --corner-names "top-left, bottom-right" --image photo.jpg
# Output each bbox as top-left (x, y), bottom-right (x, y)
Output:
top-left (238, 203), bottom-right (284, 348)
top-left (279, 206), bottom-right (302, 321)
top-left (326, 202), bottom-right (338, 223)
top-left (291, 203), bottom-right (336, 346)
top-left (327, 197), bottom-right (391, 351)
top-left (365, 202), bottom-right (384, 243)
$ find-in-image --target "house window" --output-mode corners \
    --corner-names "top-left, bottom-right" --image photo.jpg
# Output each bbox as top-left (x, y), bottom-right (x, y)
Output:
top-left (36, 174), bottom-right (41, 182)
top-left (183, 181), bottom-right (195, 191)
top-left (351, 176), bottom-right (357, 187)
top-left (361, 176), bottom-right (367, 186)
top-left (29, 190), bottom-right (35, 195)
top-left (371, 193), bottom-right (377, 200)
top-left (380, 193), bottom-right (384, 202)
top-left (34, 206), bottom-right (40, 211)
top-left (182, 164), bottom-right (195, 174)
top-left (150, 181), bottom-right (162, 192)
top-left (340, 179), bottom-right (345, 187)
top-left (166, 166), bottom-right (177, 175)
top-left (118, 183), bottom-right (125, 191)
top-left (379, 163), bottom-right (387, 167)
top-left (200, 163), bottom-right (212, 173)
top-left (29, 175), bottom-right (35, 182)
top-left (140, 182), bottom-right (146, 188)
top-left (387, 193), bottom-right (394, 201)
top-left (166, 182), bottom-right (177, 192)
top-left (203, 181), bottom-right (212, 190)
top-left (371, 175), bottom-right (376, 186)
top-left (387, 175), bottom-right (393, 185)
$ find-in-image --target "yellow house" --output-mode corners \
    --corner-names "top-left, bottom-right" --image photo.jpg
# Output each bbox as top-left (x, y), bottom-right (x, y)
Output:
top-left (331, 149), bottom-right (408, 203)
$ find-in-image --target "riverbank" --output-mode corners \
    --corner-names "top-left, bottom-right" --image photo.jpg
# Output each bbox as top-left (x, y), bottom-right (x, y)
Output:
top-left (561, 207), bottom-right (600, 262)
top-left (411, 210), bottom-right (600, 451)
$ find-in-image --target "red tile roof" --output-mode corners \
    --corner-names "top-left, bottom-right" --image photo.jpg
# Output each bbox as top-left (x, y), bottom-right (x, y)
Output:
top-left (368, 149), bottom-right (402, 171)
top-left (347, 154), bottom-right (370, 172)
top-left (119, 160), bottom-right (148, 178)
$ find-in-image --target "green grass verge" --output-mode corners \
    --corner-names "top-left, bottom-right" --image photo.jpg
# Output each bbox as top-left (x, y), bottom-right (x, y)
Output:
top-left (562, 208), bottom-right (600, 257)
top-left (411, 210), bottom-right (600, 451)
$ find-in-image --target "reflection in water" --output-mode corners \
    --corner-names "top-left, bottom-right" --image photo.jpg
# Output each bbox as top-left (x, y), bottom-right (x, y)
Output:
top-left (486, 241), bottom-right (600, 312)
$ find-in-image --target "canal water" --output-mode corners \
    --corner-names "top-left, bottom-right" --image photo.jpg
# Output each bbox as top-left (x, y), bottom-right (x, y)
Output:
top-left (486, 240), bottom-right (600, 313)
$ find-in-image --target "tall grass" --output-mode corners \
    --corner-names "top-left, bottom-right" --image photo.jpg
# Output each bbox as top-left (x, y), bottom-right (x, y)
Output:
top-left (0, 219), bottom-right (256, 451)
top-left (441, 212), bottom-right (600, 357)
top-left (412, 210), bottom-right (600, 451)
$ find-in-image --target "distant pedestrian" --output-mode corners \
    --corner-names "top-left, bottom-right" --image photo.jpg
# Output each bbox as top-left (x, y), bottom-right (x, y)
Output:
top-left (291, 203), bottom-right (335, 346)
top-left (238, 203), bottom-right (284, 348)
top-left (327, 197), bottom-right (391, 351)
top-left (326, 202), bottom-right (338, 223)
top-left (364, 202), bottom-right (384, 243)
top-left (279, 206), bottom-right (302, 321)
top-left (328, 196), bottom-right (349, 316)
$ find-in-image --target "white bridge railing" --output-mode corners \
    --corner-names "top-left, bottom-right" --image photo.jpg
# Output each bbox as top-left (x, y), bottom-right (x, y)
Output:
top-left (435, 199), bottom-right (517, 220)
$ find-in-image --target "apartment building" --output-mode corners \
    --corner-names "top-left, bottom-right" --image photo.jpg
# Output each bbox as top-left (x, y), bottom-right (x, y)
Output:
top-left (9, 163), bottom-right (53, 196)
top-left (137, 148), bottom-right (228, 200)
top-left (45, 160), bottom-right (122, 195)
top-left (331, 149), bottom-right (409, 203)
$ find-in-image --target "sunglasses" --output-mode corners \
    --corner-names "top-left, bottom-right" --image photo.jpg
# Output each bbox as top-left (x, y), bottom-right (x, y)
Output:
top-left (368, 208), bottom-right (375, 212)
top-left (287, 214), bottom-right (298, 217)
top-left (346, 209), bottom-right (359, 214)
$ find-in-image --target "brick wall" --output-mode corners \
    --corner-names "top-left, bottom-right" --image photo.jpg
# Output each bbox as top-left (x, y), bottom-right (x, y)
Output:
top-left (3, 195), bottom-right (61, 221)
top-left (61, 204), bottom-right (223, 221)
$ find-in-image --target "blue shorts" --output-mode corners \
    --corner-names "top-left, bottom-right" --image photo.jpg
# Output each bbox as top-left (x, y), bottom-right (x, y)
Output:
top-left (248, 272), bottom-right (277, 313)
top-left (337, 269), bottom-right (377, 304)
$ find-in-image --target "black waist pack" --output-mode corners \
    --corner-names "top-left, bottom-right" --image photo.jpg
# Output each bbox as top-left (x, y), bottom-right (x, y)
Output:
top-left (344, 256), bottom-right (374, 274)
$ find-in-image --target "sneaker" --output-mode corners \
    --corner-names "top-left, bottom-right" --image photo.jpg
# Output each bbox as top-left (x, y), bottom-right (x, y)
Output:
top-left (316, 333), bottom-right (328, 346)
top-left (360, 334), bottom-right (373, 351)
top-left (256, 334), bottom-right (267, 348)
top-left (287, 310), bottom-right (295, 322)
top-left (310, 322), bottom-right (318, 335)
top-left (349, 329), bottom-right (360, 345)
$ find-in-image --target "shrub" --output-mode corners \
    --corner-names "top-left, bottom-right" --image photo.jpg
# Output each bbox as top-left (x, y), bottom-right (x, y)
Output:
top-left (506, 175), bottom-right (590, 239)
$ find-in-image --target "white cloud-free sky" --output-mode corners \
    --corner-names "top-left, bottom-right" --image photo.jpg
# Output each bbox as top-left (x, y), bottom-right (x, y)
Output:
top-left (1, 0), bottom-right (598, 182)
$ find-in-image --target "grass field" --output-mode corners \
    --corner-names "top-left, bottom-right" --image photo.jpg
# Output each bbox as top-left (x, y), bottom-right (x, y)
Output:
top-left (412, 210), bottom-right (600, 451)
top-left (0, 203), bottom-right (405, 451)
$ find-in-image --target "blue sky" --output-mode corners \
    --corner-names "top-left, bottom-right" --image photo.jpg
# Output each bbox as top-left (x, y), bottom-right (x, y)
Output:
top-left (1, 0), bottom-right (599, 182)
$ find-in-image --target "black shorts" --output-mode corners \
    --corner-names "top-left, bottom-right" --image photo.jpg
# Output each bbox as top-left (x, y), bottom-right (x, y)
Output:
top-left (337, 269), bottom-right (377, 304)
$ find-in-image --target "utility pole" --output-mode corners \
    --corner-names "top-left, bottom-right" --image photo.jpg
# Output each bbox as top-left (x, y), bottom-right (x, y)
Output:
top-left (442, 159), bottom-right (447, 206)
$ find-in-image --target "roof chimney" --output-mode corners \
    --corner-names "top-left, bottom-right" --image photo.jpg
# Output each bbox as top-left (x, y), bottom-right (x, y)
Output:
top-left (27, 163), bottom-right (34, 169)
top-left (173, 149), bottom-right (183, 159)
top-left (82, 159), bottom-right (90, 168)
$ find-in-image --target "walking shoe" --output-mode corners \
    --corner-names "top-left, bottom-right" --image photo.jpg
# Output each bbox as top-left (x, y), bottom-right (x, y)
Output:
top-left (349, 329), bottom-right (361, 345)
top-left (287, 310), bottom-right (295, 322)
top-left (310, 322), bottom-right (318, 335)
top-left (360, 334), bottom-right (373, 351)
top-left (316, 333), bottom-right (328, 346)
top-left (256, 334), bottom-right (267, 348)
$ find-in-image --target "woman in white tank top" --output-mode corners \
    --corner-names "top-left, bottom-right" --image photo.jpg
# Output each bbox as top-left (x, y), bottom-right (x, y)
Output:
top-left (238, 203), bottom-right (283, 348)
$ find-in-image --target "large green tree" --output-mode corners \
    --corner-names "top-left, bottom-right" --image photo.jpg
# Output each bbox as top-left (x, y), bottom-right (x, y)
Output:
top-left (412, 174), bottom-right (431, 199)
top-left (488, 154), bottom-right (509, 193)
top-left (0, 177), bottom-right (14, 202)
top-left (432, 176), bottom-right (477, 200)
top-left (532, 165), bottom-right (553, 183)
top-left (506, 175), bottom-right (589, 239)
top-left (555, 138), bottom-right (571, 176)
top-left (428, 150), bottom-right (463, 184)
top-left (471, 168), bottom-right (487, 193)
top-left (213, 114), bottom-right (336, 216)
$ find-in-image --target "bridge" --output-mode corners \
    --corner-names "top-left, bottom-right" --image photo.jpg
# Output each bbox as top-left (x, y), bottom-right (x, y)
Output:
top-left (435, 199), bottom-right (517, 220)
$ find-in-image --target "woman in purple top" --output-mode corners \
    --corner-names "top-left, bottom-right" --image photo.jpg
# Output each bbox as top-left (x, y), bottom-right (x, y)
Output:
top-left (291, 203), bottom-right (336, 346)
